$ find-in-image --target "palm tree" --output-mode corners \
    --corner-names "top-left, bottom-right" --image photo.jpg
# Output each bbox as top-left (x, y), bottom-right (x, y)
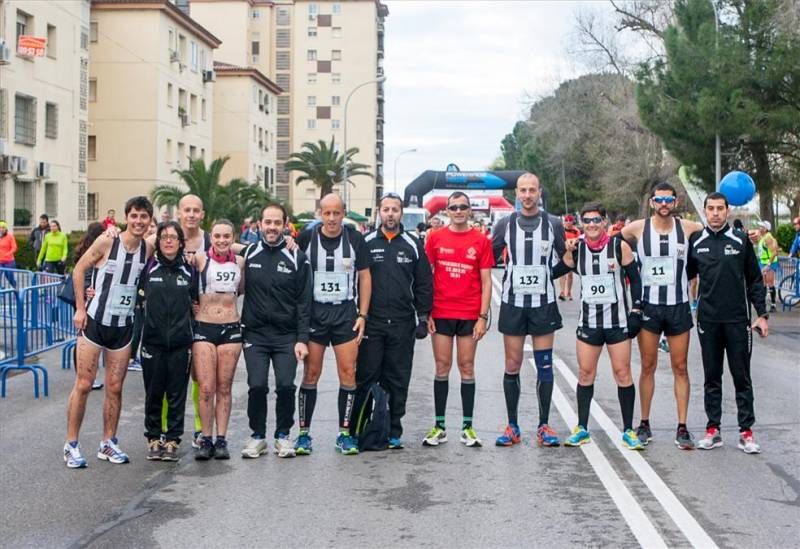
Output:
top-left (151, 156), bottom-right (276, 230)
top-left (284, 137), bottom-right (372, 200)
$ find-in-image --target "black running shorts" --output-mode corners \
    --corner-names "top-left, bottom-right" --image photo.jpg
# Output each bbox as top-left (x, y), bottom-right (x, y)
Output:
top-left (193, 321), bottom-right (243, 346)
top-left (498, 301), bottom-right (563, 336)
top-left (641, 302), bottom-right (693, 337)
top-left (82, 316), bottom-right (133, 351)
top-left (576, 325), bottom-right (628, 347)
top-left (432, 318), bottom-right (476, 337)
top-left (309, 301), bottom-right (358, 347)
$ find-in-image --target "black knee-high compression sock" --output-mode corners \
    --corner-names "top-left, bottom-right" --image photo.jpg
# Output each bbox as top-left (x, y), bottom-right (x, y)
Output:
top-left (434, 376), bottom-right (448, 430)
top-left (461, 379), bottom-right (476, 429)
top-left (618, 384), bottom-right (636, 432)
top-left (298, 384), bottom-right (317, 431)
top-left (577, 384), bottom-right (594, 429)
top-left (503, 373), bottom-right (520, 426)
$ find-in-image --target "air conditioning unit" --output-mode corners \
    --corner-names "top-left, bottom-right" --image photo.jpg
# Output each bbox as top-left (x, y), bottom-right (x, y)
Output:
top-left (0, 42), bottom-right (10, 64)
top-left (17, 156), bottom-right (29, 175)
top-left (169, 50), bottom-right (179, 63)
top-left (37, 161), bottom-right (51, 179)
top-left (202, 69), bottom-right (215, 83)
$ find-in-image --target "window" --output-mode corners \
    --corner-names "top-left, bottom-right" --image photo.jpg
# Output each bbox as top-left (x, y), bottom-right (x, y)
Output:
top-left (178, 34), bottom-right (187, 63)
top-left (307, 49), bottom-right (317, 61)
top-left (277, 7), bottom-right (290, 25)
top-left (90, 21), bottom-right (98, 42)
top-left (189, 145), bottom-right (197, 160)
top-left (308, 4), bottom-right (318, 16)
top-left (331, 95), bottom-right (340, 106)
top-left (252, 9), bottom-right (261, 19)
top-left (89, 79), bottom-right (98, 103)
top-left (177, 142), bottom-right (185, 165)
top-left (80, 26), bottom-right (89, 50)
top-left (79, 120), bottom-right (87, 173)
top-left (45, 102), bottom-right (58, 139)
top-left (332, 49), bottom-right (342, 61)
top-left (199, 48), bottom-right (206, 72)
top-left (276, 74), bottom-right (290, 91)
top-left (190, 41), bottom-right (198, 71)
top-left (251, 40), bottom-right (260, 63)
top-left (167, 83), bottom-right (173, 107)
top-left (307, 73), bottom-right (317, 84)
top-left (308, 27), bottom-right (317, 37)
top-left (14, 181), bottom-right (34, 226)
top-left (88, 135), bottom-right (96, 160)
top-left (17, 10), bottom-right (31, 47)
top-left (47, 24), bottom-right (57, 58)
top-left (45, 183), bottom-right (58, 216)
top-left (277, 119), bottom-right (290, 137)
top-left (87, 193), bottom-right (97, 220)
top-left (190, 94), bottom-right (197, 123)
top-left (14, 94), bottom-right (36, 146)
top-left (168, 28), bottom-right (175, 53)
top-left (201, 148), bottom-right (205, 162)
top-left (332, 3), bottom-right (342, 14)
top-left (307, 96), bottom-right (316, 107)
top-left (276, 51), bottom-right (290, 70)
top-left (276, 29), bottom-right (290, 48)
top-left (332, 119), bottom-right (340, 129)
top-left (277, 96), bottom-right (290, 115)
top-left (307, 119), bottom-right (316, 130)
top-left (332, 73), bottom-right (341, 84)
top-left (201, 98), bottom-right (206, 120)
top-left (166, 138), bottom-right (173, 163)
top-left (332, 27), bottom-right (342, 38)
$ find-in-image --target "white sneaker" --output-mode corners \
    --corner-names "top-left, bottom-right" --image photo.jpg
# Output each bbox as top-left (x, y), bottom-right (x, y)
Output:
top-left (64, 441), bottom-right (88, 468)
top-left (738, 430), bottom-right (761, 454)
top-left (241, 437), bottom-right (268, 459)
top-left (97, 437), bottom-right (130, 464)
top-left (274, 436), bottom-right (296, 458)
top-left (697, 427), bottom-right (723, 450)
top-left (460, 427), bottom-right (482, 447)
top-left (422, 426), bottom-right (448, 446)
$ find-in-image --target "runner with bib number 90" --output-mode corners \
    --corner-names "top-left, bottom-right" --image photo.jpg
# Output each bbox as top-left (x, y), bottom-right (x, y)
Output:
top-left (557, 202), bottom-right (645, 451)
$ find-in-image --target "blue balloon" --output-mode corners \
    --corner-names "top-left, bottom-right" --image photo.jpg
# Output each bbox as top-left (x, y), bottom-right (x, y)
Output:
top-left (719, 171), bottom-right (756, 206)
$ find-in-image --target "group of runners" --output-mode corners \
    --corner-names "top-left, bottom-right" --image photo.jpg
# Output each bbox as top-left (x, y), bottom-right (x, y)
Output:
top-left (62, 171), bottom-right (769, 468)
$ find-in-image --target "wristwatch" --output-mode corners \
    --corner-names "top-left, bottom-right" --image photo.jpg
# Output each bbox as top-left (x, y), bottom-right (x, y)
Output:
top-left (479, 313), bottom-right (489, 321)
top-left (760, 313), bottom-right (769, 320)
top-left (357, 312), bottom-right (368, 320)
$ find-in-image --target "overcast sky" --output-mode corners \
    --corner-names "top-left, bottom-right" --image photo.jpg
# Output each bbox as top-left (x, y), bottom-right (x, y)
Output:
top-left (383, 1), bottom-right (612, 194)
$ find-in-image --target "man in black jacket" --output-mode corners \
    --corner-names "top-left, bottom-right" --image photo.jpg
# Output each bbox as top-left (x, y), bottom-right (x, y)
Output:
top-left (688, 192), bottom-right (769, 454)
top-left (356, 193), bottom-right (433, 449)
top-left (240, 203), bottom-right (313, 459)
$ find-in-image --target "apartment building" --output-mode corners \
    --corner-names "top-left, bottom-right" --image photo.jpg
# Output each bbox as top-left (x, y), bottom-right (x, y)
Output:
top-left (212, 61), bottom-right (280, 192)
top-left (87, 0), bottom-right (219, 220)
top-left (0, 0), bottom-right (90, 232)
top-left (191, 0), bottom-right (387, 217)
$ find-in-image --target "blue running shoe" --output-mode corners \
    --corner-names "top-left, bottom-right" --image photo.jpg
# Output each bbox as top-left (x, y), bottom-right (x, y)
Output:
top-left (536, 424), bottom-right (561, 447)
top-left (495, 424), bottom-right (521, 446)
top-left (64, 441), bottom-right (87, 469)
top-left (387, 437), bottom-right (404, 449)
top-left (294, 430), bottom-right (313, 456)
top-left (97, 437), bottom-right (130, 464)
top-left (336, 432), bottom-right (359, 455)
top-left (623, 429), bottom-right (645, 451)
top-left (564, 426), bottom-right (591, 447)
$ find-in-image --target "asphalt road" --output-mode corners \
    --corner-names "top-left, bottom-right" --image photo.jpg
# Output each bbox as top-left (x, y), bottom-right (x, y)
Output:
top-left (1, 269), bottom-right (798, 548)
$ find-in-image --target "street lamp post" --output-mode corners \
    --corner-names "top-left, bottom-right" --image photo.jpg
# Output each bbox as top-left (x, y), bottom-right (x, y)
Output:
top-left (393, 148), bottom-right (417, 194)
top-left (342, 76), bottom-right (386, 213)
top-left (712, 1), bottom-right (721, 190)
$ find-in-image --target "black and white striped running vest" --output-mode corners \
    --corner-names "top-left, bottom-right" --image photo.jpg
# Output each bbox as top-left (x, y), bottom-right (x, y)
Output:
top-left (501, 213), bottom-right (558, 308)
top-left (306, 227), bottom-right (357, 304)
top-left (637, 218), bottom-right (689, 305)
top-left (87, 237), bottom-right (147, 327)
top-left (576, 239), bottom-right (628, 329)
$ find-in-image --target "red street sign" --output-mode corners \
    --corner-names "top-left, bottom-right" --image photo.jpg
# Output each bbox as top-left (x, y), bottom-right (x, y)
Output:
top-left (18, 36), bottom-right (47, 57)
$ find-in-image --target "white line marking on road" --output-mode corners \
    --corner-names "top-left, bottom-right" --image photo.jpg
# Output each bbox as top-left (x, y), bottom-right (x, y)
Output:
top-left (491, 274), bottom-right (717, 548)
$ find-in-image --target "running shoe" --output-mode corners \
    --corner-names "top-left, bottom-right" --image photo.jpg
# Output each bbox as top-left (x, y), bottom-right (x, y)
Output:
top-left (146, 438), bottom-right (163, 461)
top-left (495, 424), bottom-right (521, 447)
top-left (127, 360), bottom-right (142, 372)
top-left (675, 427), bottom-right (695, 450)
top-left (91, 379), bottom-right (104, 390)
top-left (658, 338), bottom-right (670, 353)
top-left (214, 438), bottom-right (230, 460)
top-left (422, 426), bottom-right (448, 447)
top-left (460, 427), bottom-right (482, 447)
top-left (191, 431), bottom-right (203, 449)
top-left (623, 429), bottom-right (645, 451)
top-left (738, 430), bottom-right (761, 454)
top-left (97, 437), bottom-right (130, 464)
top-left (161, 440), bottom-right (179, 462)
top-left (558, 294), bottom-right (566, 301)
top-left (335, 432), bottom-right (359, 455)
top-left (536, 424), bottom-right (560, 447)
top-left (690, 300), bottom-right (698, 312)
top-left (294, 431), bottom-right (313, 455)
top-left (697, 426), bottom-right (723, 450)
top-left (64, 441), bottom-right (87, 469)
top-left (388, 437), bottom-right (404, 450)
top-left (636, 422), bottom-right (653, 445)
top-left (241, 436), bottom-right (268, 459)
top-left (194, 436), bottom-right (215, 460)
top-left (274, 434), bottom-right (296, 458)
top-left (564, 426), bottom-right (591, 447)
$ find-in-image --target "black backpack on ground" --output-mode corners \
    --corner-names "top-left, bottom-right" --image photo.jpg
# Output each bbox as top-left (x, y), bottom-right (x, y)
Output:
top-left (354, 382), bottom-right (390, 451)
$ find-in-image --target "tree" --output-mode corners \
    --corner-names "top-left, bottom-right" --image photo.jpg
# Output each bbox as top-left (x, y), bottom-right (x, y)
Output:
top-left (151, 156), bottom-right (277, 230)
top-left (284, 137), bottom-right (372, 201)
top-left (636, 0), bottom-right (800, 224)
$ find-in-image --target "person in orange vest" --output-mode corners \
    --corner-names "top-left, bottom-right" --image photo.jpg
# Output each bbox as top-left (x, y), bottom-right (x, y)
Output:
top-left (0, 221), bottom-right (18, 288)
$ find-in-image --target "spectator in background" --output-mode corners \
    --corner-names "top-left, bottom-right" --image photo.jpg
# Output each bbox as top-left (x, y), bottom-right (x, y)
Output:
top-left (607, 214), bottom-right (627, 237)
top-left (0, 221), bottom-right (18, 288)
top-left (161, 210), bottom-right (172, 224)
top-left (28, 214), bottom-right (50, 259)
top-left (146, 220), bottom-right (158, 238)
top-left (240, 219), bottom-right (261, 245)
top-left (38, 219), bottom-right (68, 274)
top-left (559, 215), bottom-right (581, 301)
top-left (240, 216), bottom-right (252, 236)
top-left (103, 209), bottom-right (118, 230)
top-left (790, 217), bottom-right (800, 258)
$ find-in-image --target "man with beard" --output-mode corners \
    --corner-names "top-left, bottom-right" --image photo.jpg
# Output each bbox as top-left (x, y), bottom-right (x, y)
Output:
top-left (357, 193), bottom-right (432, 449)
top-left (620, 182), bottom-right (703, 450)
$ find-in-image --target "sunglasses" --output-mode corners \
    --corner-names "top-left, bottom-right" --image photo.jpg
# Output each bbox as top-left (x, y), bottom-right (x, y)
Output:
top-left (448, 204), bottom-right (470, 212)
top-left (581, 216), bottom-right (604, 225)
top-left (652, 196), bottom-right (676, 204)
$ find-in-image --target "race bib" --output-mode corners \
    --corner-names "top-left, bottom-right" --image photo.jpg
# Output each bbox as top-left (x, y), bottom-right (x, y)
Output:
top-left (314, 271), bottom-right (349, 303)
top-left (581, 274), bottom-right (617, 305)
top-left (512, 265), bottom-right (546, 295)
top-left (642, 256), bottom-right (675, 287)
top-left (109, 284), bottom-right (136, 317)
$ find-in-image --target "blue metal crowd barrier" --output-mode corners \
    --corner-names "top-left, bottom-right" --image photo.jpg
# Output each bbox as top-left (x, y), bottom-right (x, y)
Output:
top-left (776, 256), bottom-right (799, 311)
top-left (0, 268), bottom-right (77, 398)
